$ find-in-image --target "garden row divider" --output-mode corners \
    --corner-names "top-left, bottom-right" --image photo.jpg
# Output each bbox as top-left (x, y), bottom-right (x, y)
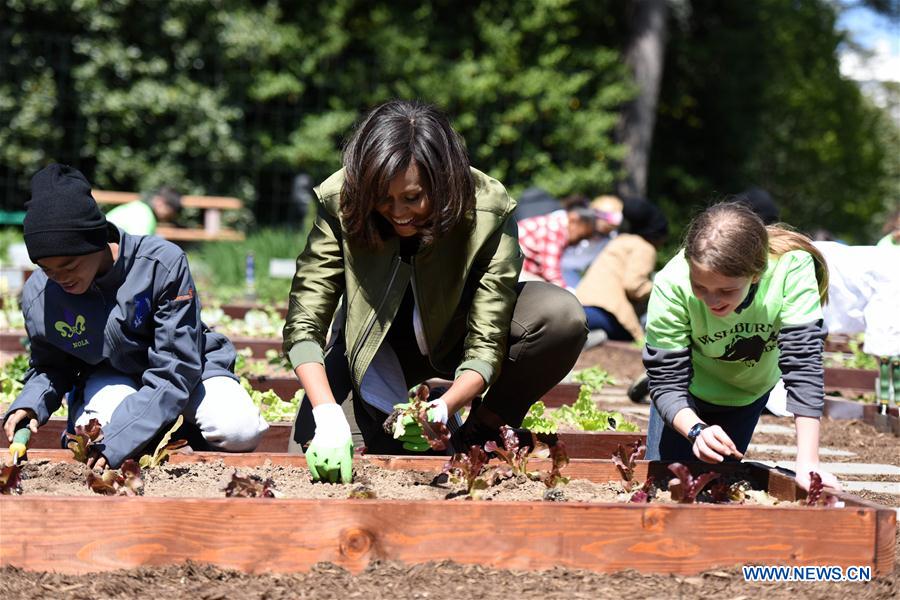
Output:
top-left (0, 331), bottom-right (26, 353)
top-left (1, 450), bottom-right (894, 576)
top-left (824, 366), bottom-right (878, 393)
top-left (220, 303), bottom-right (288, 320)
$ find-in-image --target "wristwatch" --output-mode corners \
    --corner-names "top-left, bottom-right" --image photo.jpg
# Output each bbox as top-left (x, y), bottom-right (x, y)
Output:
top-left (687, 422), bottom-right (708, 443)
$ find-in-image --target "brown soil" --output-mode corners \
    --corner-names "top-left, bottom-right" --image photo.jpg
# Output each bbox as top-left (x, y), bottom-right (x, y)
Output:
top-left (854, 489), bottom-right (900, 507)
top-left (748, 417), bottom-right (900, 467)
top-left (14, 459), bottom-right (792, 506)
top-left (17, 459), bottom-right (627, 502)
top-left (2, 558), bottom-right (896, 600)
top-left (575, 342), bottom-right (644, 381)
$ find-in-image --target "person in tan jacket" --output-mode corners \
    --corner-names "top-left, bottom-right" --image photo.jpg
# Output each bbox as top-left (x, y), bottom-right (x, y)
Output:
top-left (576, 198), bottom-right (668, 342)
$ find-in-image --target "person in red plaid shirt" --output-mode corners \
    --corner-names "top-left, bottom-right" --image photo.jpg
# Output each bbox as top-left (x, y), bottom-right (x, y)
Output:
top-left (518, 206), bottom-right (603, 287)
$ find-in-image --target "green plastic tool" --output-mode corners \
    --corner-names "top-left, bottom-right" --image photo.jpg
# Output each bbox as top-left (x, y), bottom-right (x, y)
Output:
top-left (9, 426), bottom-right (31, 465)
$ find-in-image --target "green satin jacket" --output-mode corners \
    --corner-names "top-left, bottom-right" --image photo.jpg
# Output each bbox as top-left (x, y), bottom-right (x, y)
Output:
top-left (282, 167), bottom-right (523, 389)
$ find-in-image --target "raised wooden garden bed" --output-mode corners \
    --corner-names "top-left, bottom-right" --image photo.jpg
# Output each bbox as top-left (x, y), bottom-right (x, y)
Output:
top-left (0, 330), bottom-right (27, 353)
top-left (1, 450), bottom-right (894, 576)
top-left (220, 302), bottom-right (288, 320)
top-left (824, 396), bottom-right (900, 436)
top-left (824, 334), bottom-right (854, 354)
top-left (575, 340), bottom-right (644, 380)
top-left (21, 418), bottom-right (647, 458)
top-left (824, 366), bottom-right (878, 394)
top-left (230, 336), bottom-right (282, 358)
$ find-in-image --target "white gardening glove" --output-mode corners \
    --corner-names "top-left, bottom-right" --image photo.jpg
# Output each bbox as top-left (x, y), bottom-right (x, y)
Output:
top-left (306, 404), bottom-right (353, 483)
top-left (394, 398), bottom-right (449, 451)
top-left (427, 398), bottom-right (449, 425)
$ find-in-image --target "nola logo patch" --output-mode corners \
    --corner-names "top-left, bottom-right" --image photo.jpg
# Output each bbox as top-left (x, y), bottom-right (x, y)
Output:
top-left (132, 291), bottom-right (152, 328)
top-left (55, 309), bottom-right (89, 348)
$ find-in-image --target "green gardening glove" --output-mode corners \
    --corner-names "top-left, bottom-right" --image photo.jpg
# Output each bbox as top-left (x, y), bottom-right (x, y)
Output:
top-left (390, 399), bottom-right (448, 452)
top-left (305, 404), bottom-right (354, 483)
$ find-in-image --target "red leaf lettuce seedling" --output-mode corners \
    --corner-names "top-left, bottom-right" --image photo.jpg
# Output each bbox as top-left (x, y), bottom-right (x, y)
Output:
top-left (612, 440), bottom-right (645, 492)
top-left (485, 425), bottom-right (570, 488)
top-left (806, 471), bottom-right (841, 507)
top-left (538, 441), bottom-right (570, 489)
top-left (667, 463), bottom-right (721, 503)
top-left (0, 464), bottom-right (23, 495)
top-left (443, 445), bottom-right (495, 499)
top-left (485, 425), bottom-right (535, 477)
top-left (708, 479), bottom-right (753, 504)
top-left (222, 470), bottom-right (277, 498)
top-left (86, 459), bottom-right (144, 496)
top-left (66, 418), bottom-right (103, 463)
top-left (384, 384), bottom-right (451, 451)
top-left (628, 477), bottom-right (656, 503)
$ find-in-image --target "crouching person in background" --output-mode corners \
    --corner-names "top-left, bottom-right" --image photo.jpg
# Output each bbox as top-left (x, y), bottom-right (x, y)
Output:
top-left (2, 164), bottom-right (268, 470)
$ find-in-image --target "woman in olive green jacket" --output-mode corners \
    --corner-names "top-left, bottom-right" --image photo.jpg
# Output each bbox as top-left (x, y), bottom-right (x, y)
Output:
top-left (283, 100), bottom-right (587, 482)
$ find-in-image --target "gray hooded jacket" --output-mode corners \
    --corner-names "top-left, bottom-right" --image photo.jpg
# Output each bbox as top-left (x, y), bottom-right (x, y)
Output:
top-left (5, 227), bottom-right (236, 467)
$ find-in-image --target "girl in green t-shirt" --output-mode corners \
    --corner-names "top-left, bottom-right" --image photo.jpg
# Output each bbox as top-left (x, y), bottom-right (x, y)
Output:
top-left (643, 202), bottom-right (840, 492)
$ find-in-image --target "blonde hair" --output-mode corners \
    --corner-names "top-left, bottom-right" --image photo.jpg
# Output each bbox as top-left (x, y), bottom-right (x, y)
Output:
top-left (767, 225), bottom-right (829, 305)
top-left (685, 202), bottom-right (828, 305)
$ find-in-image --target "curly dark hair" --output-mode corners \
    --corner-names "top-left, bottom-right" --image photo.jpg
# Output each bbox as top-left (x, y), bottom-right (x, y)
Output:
top-left (340, 100), bottom-right (475, 249)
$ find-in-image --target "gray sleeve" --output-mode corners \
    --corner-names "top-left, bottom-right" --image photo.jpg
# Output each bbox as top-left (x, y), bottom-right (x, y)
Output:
top-left (778, 320), bottom-right (826, 418)
top-left (5, 337), bottom-right (77, 425)
top-left (643, 345), bottom-right (695, 427)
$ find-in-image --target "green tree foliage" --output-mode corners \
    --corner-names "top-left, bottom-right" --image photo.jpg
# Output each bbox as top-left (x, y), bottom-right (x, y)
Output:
top-left (650, 0), bottom-right (899, 243)
top-left (0, 0), bottom-right (631, 219)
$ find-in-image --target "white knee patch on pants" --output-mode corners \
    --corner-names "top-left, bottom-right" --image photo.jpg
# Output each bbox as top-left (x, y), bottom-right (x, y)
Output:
top-left (74, 371), bottom-right (140, 428)
top-left (184, 376), bottom-right (269, 452)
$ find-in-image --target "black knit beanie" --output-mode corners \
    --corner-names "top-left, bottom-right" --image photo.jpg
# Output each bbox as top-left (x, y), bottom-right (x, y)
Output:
top-left (23, 164), bottom-right (109, 262)
top-left (623, 197), bottom-right (669, 242)
top-left (736, 187), bottom-right (780, 225)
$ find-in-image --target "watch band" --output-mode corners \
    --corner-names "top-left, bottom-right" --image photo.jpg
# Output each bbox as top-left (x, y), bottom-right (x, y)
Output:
top-left (687, 422), bottom-right (708, 443)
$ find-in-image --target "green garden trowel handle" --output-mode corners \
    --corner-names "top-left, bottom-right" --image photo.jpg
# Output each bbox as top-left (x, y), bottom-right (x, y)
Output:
top-left (9, 425), bottom-right (32, 464)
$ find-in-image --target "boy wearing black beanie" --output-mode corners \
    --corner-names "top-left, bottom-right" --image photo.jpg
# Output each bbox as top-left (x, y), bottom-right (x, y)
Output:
top-left (4, 164), bottom-right (268, 470)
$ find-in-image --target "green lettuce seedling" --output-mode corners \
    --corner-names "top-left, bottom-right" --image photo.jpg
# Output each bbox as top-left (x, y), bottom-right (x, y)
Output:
top-left (523, 386), bottom-right (641, 433)
top-left (139, 415), bottom-right (188, 468)
top-left (572, 366), bottom-right (616, 393)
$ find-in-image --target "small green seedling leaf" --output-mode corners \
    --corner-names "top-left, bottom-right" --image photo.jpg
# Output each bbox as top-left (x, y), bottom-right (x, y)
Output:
top-left (139, 415), bottom-right (188, 469)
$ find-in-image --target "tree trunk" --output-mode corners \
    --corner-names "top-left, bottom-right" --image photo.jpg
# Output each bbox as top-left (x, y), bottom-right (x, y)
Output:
top-left (617, 0), bottom-right (669, 199)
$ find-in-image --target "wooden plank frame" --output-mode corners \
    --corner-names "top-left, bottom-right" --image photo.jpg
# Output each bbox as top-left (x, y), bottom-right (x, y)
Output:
top-left (1, 450), bottom-right (894, 576)
top-left (824, 396), bottom-right (900, 436)
top-left (221, 303), bottom-right (288, 320)
top-left (824, 367), bottom-right (878, 393)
